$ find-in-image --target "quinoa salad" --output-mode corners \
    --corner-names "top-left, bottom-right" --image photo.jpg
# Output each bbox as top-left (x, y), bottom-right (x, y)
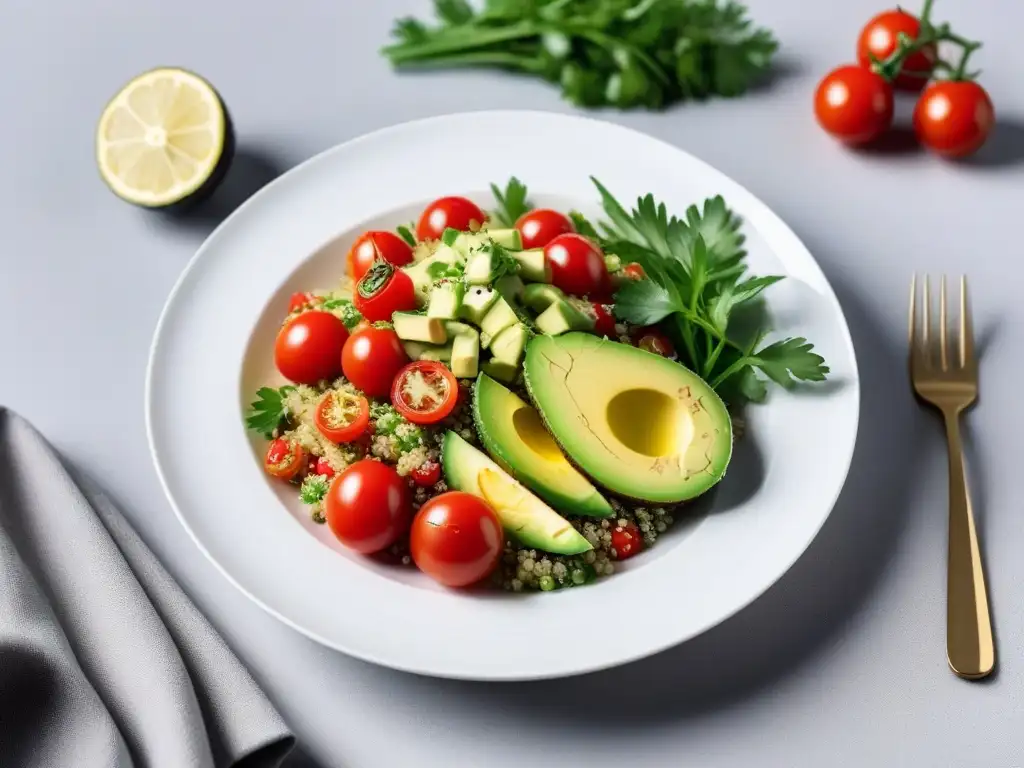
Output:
top-left (245, 178), bottom-right (828, 593)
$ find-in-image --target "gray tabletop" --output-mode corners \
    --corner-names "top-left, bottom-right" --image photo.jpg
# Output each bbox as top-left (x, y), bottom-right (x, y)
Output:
top-left (3, 1), bottom-right (1023, 766)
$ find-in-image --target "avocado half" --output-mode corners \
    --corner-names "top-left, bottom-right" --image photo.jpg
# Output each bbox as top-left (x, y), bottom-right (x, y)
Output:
top-left (472, 374), bottom-right (613, 518)
top-left (522, 333), bottom-right (733, 504)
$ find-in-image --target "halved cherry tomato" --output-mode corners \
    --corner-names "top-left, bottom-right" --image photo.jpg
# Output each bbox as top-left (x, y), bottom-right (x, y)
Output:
top-left (814, 65), bottom-right (894, 145)
top-left (313, 457), bottom-right (336, 479)
top-left (913, 80), bottom-right (994, 158)
top-left (544, 233), bottom-right (611, 299)
top-left (342, 325), bottom-right (409, 398)
top-left (632, 327), bottom-right (676, 359)
top-left (391, 361), bottom-right (459, 425)
top-left (274, 311), bottom-right (348, 385)
top-left (611, 522), bottom-right (644, 560)
top-left (622, 262), bottom-right (646, 280)
top-left (591, 303), bottom-right (616, 337)
top-left (314, 390), bottom-right (370, 443)
top-left (416, 196), bottom-right (486, 242)
top-left (856, 9), bottom-right (936, 91)
top-left (411, 459), bottom-right (442, 488)
top-left (347, 231), bottom-right (414, 281)
top-left (288, 291), bottom-right (320, 314)
top-left (264, 439), bottom-right (305, 481)
top-left (325, 459), bottom-right (412, 554)
top-left (515, 208), bottom-right (574, 250)
top-left (410, 492), bottom-right (503, 587)
top-left (352, 259), bottom-right (417, 323)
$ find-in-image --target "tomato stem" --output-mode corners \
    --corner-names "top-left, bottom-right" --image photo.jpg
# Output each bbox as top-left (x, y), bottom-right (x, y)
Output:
top-left (873, 3), bottom-right (982, 85)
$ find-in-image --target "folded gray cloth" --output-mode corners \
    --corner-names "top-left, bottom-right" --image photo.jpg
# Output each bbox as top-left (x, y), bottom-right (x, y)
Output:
top-left (0, 407), bottom-right (294, 768)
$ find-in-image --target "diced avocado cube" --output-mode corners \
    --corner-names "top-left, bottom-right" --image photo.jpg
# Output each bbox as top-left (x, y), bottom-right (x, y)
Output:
top-left (419, 342), bottom-right (453, 362)
top-left (522, 283), bottom-right (565, 311)
top-left (404, 245), bottom-right (463, 300)
top-left (445, 320), bottom-right (478, 338)
top-left (454, 228), bottom-right (522, 257)
top-left (511, 249), bottom-right (549, 282)
top-left (535, 299), bottom-right (594, 336)
top-left (494, 274), bottom-right (524, 302)
top-left (393, 312), bottom-right (448, 344)
top-left (451, 332), bottom-right (480, 378)
top-left (490, 323), bottom-right (529, 368)
top-left (465, 249), bottom-right (502, 285)
top-left (401, 340), bottom-right (431, 359)
top-left (480, 359), bottom-right (519, 384)
top-left (452, 231), bottom-right (489, 258)
top-left (485, 228), bottom-right (522, 250)
top-left (427, 281), bottom-right (465, 320)
top-left (480, 297), bottom-right (519, 347)
top-left (460, 286), bottom-right (499, 324)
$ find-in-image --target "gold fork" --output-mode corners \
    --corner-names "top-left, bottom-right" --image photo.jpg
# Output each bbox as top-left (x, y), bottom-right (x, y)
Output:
top-left (909, 275), bottom-right (993, 680)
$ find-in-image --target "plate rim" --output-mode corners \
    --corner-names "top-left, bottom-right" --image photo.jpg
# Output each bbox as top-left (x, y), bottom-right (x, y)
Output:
top-left (145, 109), bottom-right (860, 680)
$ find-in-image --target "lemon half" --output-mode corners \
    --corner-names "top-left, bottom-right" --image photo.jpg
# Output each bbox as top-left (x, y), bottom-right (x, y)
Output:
top-left (96, 67), bottom-right (231, 207)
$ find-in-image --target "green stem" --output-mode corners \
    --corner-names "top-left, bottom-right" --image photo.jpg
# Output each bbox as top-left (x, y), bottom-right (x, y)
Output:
top-left (387, 51), bottom-right (542, 71)
top-left (383, 22), bottom-right (540, 62)
top-left (710, 357), bottom-right (750, 390)
top-left (570, 27), bottom-right (673, 85)
top-left (953, 42), bottom-right (981, 80)
top-left (919, 0), bottom-right (935, 25)
top-left (703, 336), bottom-right (727, 379)
top-left (673, 315), bottom-right (700, 371)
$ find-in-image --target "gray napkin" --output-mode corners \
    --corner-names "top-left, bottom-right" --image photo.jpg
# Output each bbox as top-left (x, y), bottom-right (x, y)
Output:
top-left (0, 407), bottom-right (294, 768)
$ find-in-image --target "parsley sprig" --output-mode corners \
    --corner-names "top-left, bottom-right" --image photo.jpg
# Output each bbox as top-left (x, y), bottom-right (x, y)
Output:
top-left (585, 177), bottom-right (828, 404)
top-left (383, 0), bottom-right (777, 110)
top-left (245, 386), bottom-right (295, 437)
top-left (490, 177), bottom-right (531, 226)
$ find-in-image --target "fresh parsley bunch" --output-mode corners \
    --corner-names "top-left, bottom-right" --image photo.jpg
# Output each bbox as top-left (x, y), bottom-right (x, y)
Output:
top-left (383, 0), bottom-right (778, 109)
top-left (581, 178), bottom-right (828, 405)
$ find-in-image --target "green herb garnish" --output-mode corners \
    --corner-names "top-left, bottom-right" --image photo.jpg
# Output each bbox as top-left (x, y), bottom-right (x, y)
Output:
top-left (245, 386), bottom-right (295, 438)
top-left (382, 0), bottom-right (778, 110)
top-left (489, 177), bottom-right (531, 226)
top-left (396, 224), bottom-right (417, 246)
top-left (441, 227), bottom-right (461, 246)
top-left (299, 473), bottom-right (330, 505)
top-left (321, 297), bottom-right (364, 329)
top-left (357, 259), bottom-right (394, 298)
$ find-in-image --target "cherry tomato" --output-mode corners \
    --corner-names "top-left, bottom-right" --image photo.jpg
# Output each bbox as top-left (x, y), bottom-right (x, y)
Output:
top-left (611, 522), bottom-right (644, 560)
top-left (411, 460), bottom-right (442, 488)
top-left (325, 459), bottom-right (412, 554)
top-left (913, 80), bottom-right (994, 158)
top-left (544, 233), bottom-right (611, 298)
top-left (287, 291), bottom-right (320, 314)
top-left (342, 325), bottom-right (409, 398)
top-left (814, 65), bottom-right (894, 145)
top-left (392, 361), bottom-right (459, 425)
top-left (590, 303), bottom-right (616, 337)
top-left (347, 231), bottom-right (414, 282)
top-left (274, 311), bottom-right (348, 385)
top-left (352, 259), bottom-right (417, 323)
top-left (416, 196), bottom-right (486, 242)
top-left (314, 390), bottom-right (370, 443)
top-left (632, 327), bottom-right (676, 359)
top-left (410, 492), bottom-right (503, 587)
top-left (622, 263), bottom-right (646, 280)
top-left (857, 9), bottom-right (936, 90)
top-left (515, 208), bottom-right (574, 250)
top-left (313, 457), bottom-right (336, 479)
top-left (263, 439), bottom-right (305, 481)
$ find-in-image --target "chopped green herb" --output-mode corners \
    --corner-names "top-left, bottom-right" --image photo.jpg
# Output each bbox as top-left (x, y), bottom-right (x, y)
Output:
top-left (245, 386), bottom-right (295, 438)
top-left (489, 177), bottom-right (531, 227)
top-left (441, 227), bottom-right (461, 246)
top-left (321, 297), bottom-right (364, 329)
top-left (396, 224), bottom-right (417, 247)
top-left (299, 474), bottom-right (330, 505)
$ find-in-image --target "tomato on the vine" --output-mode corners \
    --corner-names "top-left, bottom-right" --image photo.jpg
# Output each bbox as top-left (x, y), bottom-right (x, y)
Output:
top-left (263, 439), bottom-right (305, 481)
top-left (391, 361), bottom-right (459, 425)
top-left (611, 522), bottom-right (644, 560)
top-left (342, 325), bottom-right (409, 398)
top-left (274, 310), bottom-right (348, 385)
top-left (325, 460), bottom-right (412, 554)
top-left (515, 208), bottom-right (574, 250)
top-left (411, 460), bottom-right (442, 488)
top-left (410, 492), bottom-right (503, 587)
top-left (347, 231), bottom-right (414, 282)
top-left (544, 233), bottom-right (611, 298)
top-left (416, 196), bottom-right (486, 241)
top-left (352, 259), bottom-right (417, 322)
top-left (913, 80), bottom-right (994, 158)
top-left (314, 390), bottom-right (370, 444)
top-left (857, 9), bottom-right (936, 90)
top-left (814, 65), bottom-right (894, 145)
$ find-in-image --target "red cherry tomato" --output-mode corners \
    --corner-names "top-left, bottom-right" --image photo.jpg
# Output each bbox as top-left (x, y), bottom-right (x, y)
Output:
top-left (325, 460), bottom-right (412, 554)
top-left (913, 80), bottom-right (994, 158)
top-left (342, 325), bottom-right (409, 398)
top-left (287, 291), bottom-right (320, 314)
top-left (416, 196), bottom-right (486, 242)
top-left (814, 65), bottom-right (894, 145)
top-left (515, 208), bottom-right (574, 250)
top-left (411, 459), bottom-right (442, 488)
top-left (347, 231), bottom-right (414, 282)
top-left (274, 311), bottom-right (348, 385)
top-left (410, 492), bottom-right (503, 587)
top-left (857, 9), bottom-right (936, 90)
top-left (314, 457), bottom-right (336, 479)
top-left (263, 439), bottom-right (305, 481)
top-left (352, 259), bottom-right (417, 323)
top-left (632, 327), bottom-right (676, 359)
top-left (544, 233), bottom-right (611, 298)
top-left (622, 263), bottom-right (646, 280)
top-left (314, 390), bottom-right (370, 443)
top-left (591, 303), bottom-right (616, 337)
top-left (611, 522), bottom-right (644, 560)
top-left (391, 361), bottom-right (459, 426)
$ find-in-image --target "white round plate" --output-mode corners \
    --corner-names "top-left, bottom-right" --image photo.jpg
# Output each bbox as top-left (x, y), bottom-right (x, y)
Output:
top-left (147, 111), bottom-right (859, 681)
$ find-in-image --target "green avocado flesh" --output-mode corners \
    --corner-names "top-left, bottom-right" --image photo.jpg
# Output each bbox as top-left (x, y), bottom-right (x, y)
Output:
top-left (522, 333), bottom-right (733, 504)
top-left (473, 375), bottom-right (613, 518)
top-left (442, 431), bottom-right (592, 555)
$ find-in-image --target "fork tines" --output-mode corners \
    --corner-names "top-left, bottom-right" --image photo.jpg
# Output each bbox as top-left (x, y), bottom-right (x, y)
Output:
top-left (909, 274), bottom-right (974, 372)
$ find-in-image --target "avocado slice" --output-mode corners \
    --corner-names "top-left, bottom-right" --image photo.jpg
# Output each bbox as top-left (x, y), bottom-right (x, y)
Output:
top-left (522, 333), bottom-right (732, 503)
top-left (534, 299), bottom-right (594, 336)
top-left (442, 431), bottom-right (592, 555)
top-left (480, 359), bottom-right (519, 383)
top-left (522, 283), bottom-right (564, 312)
top-left (392, 312), bottom-right (447, 344)
top-left (473, 375), bottom-right (613, 518)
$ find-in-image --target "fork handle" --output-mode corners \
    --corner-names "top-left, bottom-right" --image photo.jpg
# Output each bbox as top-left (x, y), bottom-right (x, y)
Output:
top-left (943, 410), bottom-right (994, 679)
